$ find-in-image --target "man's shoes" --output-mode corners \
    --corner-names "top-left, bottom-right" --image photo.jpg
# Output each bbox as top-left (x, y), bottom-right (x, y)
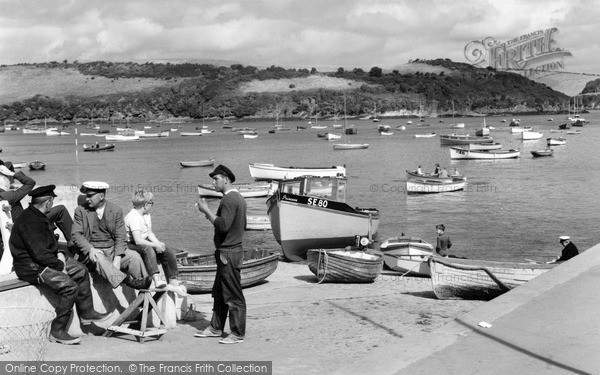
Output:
top-left (123, 275), bottom-right (152, 290)
top-left (194, 327), bottom-right (222, 338)
top-left (49, 331), bottom-right (82, 345)
top-left (152, 274), bottom-right (167, 289)
top-left (80, 311), bottom-right (112, 325)
top-left (219, 335), bottom-right (244, 344)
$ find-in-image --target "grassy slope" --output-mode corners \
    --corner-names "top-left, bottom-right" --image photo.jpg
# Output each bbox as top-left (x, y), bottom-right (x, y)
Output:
top-left (0, 66), bottom-right (177, 105)
top-left (0, 64), bottom-right (593, 106)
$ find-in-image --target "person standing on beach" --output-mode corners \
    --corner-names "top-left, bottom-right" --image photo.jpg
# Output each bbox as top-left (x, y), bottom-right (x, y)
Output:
top-left (435, 224), bottom-right (452, 257)
top-left (194, 165), bottom-right (247, 344)
top-left (547, 236), bottom-right (579, 263)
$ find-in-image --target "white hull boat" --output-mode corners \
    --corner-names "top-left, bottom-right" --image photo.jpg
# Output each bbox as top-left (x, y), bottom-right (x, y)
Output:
top-left (267, 176), bottom-right (379, 261)
top-left (105, 134), bottom-right (140, 141)
top-left (547, 137), bottom-right (566, 146)
top-left (450, 147), bottom-right (520, 159)
top-left (197, 183), bottom-right (273, 198)
top-left (522, 131), bottom-right (543, 140)
top-left (249, 163), bottom-right (346, 181)
top-left (406, 178), bottom-right (466, 194)
top-left (379, 237), bottom-right (434, 277)
top-left (415, 133), bottom-right (436, 138)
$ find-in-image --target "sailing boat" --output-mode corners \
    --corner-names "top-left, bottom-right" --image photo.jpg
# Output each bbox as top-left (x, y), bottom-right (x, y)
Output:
top-left (372, 104), bottom-right (380, 122)
top-left (310, 104), bottom-right (327, 129)
top-left (333, 96), bottom-right (369, 150)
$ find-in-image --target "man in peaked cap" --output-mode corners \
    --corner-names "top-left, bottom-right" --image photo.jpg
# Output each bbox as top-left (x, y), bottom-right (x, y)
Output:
top-left (194, 165), bottom-right (247, 344)
top-left (10, 185), bottom-right (111, 345)
top-left (71, 181), bottom-right (150, 289)
top-left (547, 236), bottom-right (579, 263)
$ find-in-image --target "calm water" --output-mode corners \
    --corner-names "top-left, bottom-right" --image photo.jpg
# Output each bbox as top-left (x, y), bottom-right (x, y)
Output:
top-left (2, 113), bottom-right (599, 262)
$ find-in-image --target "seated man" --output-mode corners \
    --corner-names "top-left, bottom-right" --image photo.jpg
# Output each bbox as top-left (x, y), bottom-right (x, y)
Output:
top-left (71, 181), bottom-right (150, 289)
top-left (9, 185), bottom-right (111, 345)
top-left (0, 161), bottom-right (75, 256)
top-left (547, 236), bottom-right (579, 263)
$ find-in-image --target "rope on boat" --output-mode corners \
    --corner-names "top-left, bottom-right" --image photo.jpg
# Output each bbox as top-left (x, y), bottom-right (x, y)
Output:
top-left (316, 249), bottom-right (329, 284)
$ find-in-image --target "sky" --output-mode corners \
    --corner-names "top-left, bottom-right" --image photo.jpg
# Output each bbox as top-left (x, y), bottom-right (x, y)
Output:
top-left (1, 0), bottom-right (599, 74)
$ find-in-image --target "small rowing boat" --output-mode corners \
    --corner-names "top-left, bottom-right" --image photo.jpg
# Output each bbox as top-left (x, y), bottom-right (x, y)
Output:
top-left (406, 178), bottom-right (466, 194)
top-left (531, 149), bottom-right (554, 157)
top-left (547, 137), bottom-right (566, 146)
top-left (379, 237), bottom-right (434, 277)
top-left (83, 143), bottom-right (115, 152)
top-left (307, 249), bottom-right (383, 283)
top-left (176, 249), bottom-right (279, 294)
top-left (28, 160), bottom-right (46, 170)
top-left (450, 147), bottom-right (520, 160)
top-left (179, 159), bottom-right (215, 168)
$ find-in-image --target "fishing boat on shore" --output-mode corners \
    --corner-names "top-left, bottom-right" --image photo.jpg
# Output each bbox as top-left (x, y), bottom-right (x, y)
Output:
top-left (267, 175), bottom-right (379, 261)
top-left (83, 143), bottom-right (115, 152)
top-left (307, 249), bottom-right (383, 283)
top-left (28, 160), bottom-right (46, 170)
top-left (249, 163), bottom-right (346, 181)
top-left (439, 134), bottom-right (494, 145)
top-left (176, 249), bottom-right (279, 294)
top-left (379, 237), bottom-right (434, 277)
top-left (197, 182), bottom-right (273, 198)
top-left (531, 149), bottom-right (554, 157)
top-left (406, 178), bottom-right (466, 194)
top-left (428, 256), bottom-right (556, 300)
top-left (450, 147), bottom-right (520, 160)
top-left (547, 137), bottom-right (566, 146)
top-left (179, 159), bottom-right (215, 168)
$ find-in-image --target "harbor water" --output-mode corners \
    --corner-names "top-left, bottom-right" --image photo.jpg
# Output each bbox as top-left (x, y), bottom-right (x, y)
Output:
top-left (2, 112), bottom-right (598, 262)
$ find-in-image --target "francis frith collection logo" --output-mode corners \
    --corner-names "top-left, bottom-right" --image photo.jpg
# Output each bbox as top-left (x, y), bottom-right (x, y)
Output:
top-left (464, 27), bottom-right (572, 77)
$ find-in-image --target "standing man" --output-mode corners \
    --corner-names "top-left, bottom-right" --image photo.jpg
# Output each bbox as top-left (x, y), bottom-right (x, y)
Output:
top-left (71, 181), bottom-right (150, 289)
top-left (435, 224), bottom-right (452, 257)
top-left (547, 236), bottom-right (579, 263)
top-left (194, 165), bottom-right (247, 344)
top-left (9, 185), bottom-right (110, 345)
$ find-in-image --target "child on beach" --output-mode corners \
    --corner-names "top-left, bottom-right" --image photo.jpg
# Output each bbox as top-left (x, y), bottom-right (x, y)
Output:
top-left (435, 224), bottom-right (452, 257)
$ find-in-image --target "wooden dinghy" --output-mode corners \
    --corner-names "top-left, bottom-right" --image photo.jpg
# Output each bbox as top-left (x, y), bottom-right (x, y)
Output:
top-left (28, 160), bottom-right (46, 170)
top-left (83, 143), bottom-right (115, 152)
top-left (307, 249), bottom-right (383, 283)
top-left (379, 237), bottom-right (434, 277)
top-left (531, 149), bottom-right (554, 157)
top-left (428, 256), bottom-right (556, 300)
top-left (176, 249), bottom-right (279, 294)
top-left (179, 158), bottom-right (215, 168)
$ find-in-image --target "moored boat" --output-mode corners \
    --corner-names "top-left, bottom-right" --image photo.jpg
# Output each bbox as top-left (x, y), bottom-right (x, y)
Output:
top-left (333, 143), bottom-right (369, 150)
top-left (28, 160), bottom-right (46, 170)
top-left (249, 163), bottom-right (346, 181)
top-left (439, 134), bottom-right (494, 145)
top-left (450, 147), bottom-right (520, 160)
top-left (547, 137), bottom-right (566, 146)
top-left (463, 142), bottom-right (502, 150)
top-left (197, 182), bottom-right (273, 198)
top-left (307, 249), bottom-right (383, 283)
top-left (510, 126), bottom-right (532, 134)
top-left (243, 133), bottom-right (258, 139)
top-left (179, 132), bottom-right (202, 136)
top-left (406, 178), bottom-right (466, 194)
top-left (138, 131), bottom-right (170, 138)
top-left (325, 132), bottom-right (342, 140)
top-left (531, 149), bottom-right (554, 157)
top-left (415, 133), bottom-right (436, 138)
top-left (179, 159), bottom-right (215, 168)
top-left (428, 256), bottom-right (556, 300)
top-left (105, 134), bottom-right (140, 141)
top-left (246, 215), bottom-right (271, 231)
top-left (83, 143), bottom-right (115, 152)
top-left (267, 175), bottom-right (379, 261)
top-left (379, 237), bottom-right (434, 277)
top-left (522, 130), bottom-right (543, 140)
top-left (176, 249), bottom-right (279, 294)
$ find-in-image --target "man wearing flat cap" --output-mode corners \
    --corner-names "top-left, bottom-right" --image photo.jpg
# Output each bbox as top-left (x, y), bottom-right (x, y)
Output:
top-left (10, 185), bottom-right (111, 345)
top-left (194, 164), bottom-right (247, 344)
top-left (71, 181), bottom-right (150, 289)
top-left (547, 236), bottom-right (579, 263)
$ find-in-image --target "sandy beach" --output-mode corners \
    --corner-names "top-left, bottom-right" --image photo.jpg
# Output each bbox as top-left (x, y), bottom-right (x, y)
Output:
top-left (44, 260), bottom-right (483, 374)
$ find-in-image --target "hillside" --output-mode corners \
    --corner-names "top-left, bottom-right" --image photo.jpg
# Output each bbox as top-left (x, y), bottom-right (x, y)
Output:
top-left (0, 60), bottom-right (593, 122)
top-left (0, 65), bottom-right (178, 105)
top-left (529, 71), bottom-right (600, 97)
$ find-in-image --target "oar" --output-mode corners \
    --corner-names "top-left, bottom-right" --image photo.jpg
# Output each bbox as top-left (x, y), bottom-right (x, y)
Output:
top-left (523, 258), bottom-right (540, 264)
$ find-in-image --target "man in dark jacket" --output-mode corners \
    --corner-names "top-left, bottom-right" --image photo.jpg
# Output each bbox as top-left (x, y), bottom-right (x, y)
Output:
top-left (9, 185), bottom-right (110, 345)
top-left (548, 236), bottom-right (579, 263)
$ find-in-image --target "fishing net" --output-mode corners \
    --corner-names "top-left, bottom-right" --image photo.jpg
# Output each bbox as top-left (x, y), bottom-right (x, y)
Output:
top-left (0, 307), bottom-right (55, 361)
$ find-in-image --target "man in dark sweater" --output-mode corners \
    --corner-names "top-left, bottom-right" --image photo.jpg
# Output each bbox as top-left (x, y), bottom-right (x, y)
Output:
top-left (194, 165), bottom-right (247, 344)
top-left (548, 236), bottom-right (579, 263)
top-left (9, 185), bottom-right (110, 345)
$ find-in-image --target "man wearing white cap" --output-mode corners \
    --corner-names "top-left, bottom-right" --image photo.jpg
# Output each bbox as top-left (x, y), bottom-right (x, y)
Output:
top-left (547, 236), bottom-right (579, 264)
top-left (72, 181), bottom-right (150, 289)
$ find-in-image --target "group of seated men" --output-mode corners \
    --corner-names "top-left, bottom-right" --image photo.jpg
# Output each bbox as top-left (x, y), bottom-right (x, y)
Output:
top-left (0, 162), bottom-right (154, 345)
